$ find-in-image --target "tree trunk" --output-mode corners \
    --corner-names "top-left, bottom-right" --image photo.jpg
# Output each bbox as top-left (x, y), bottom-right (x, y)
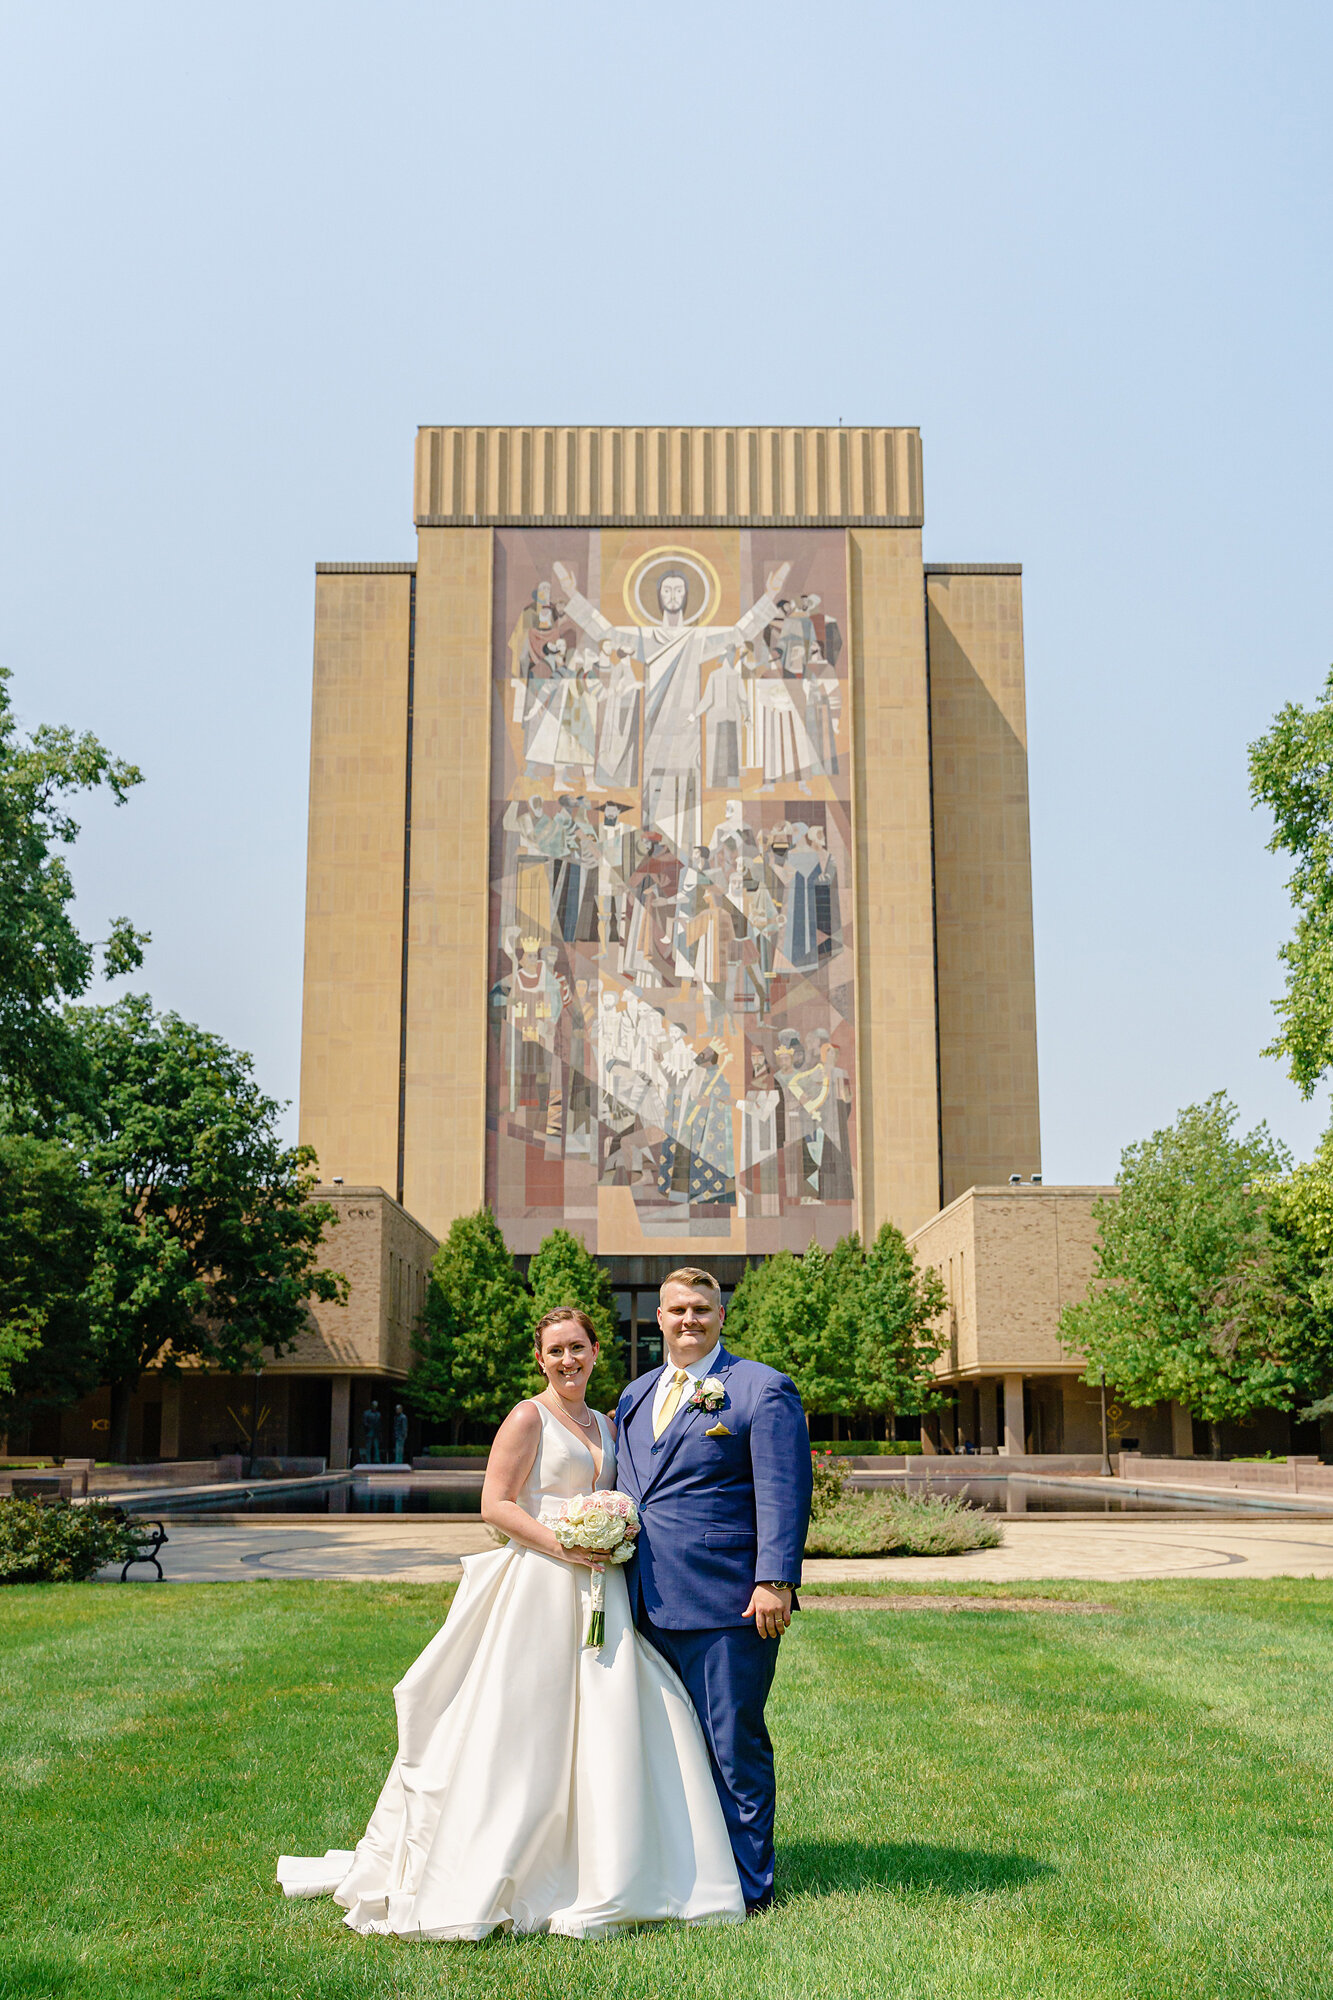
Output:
top-left (108, 1375), bottom-right (139, 1465)
top-left (1209, 1421), bottom-right (1224, 1461)
top-left (450, 1413), bottom-right (462, 1448)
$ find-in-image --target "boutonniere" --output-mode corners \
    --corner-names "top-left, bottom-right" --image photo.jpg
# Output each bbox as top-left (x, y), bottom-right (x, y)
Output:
top-left (690, 1375), bottom-right (726, 1414)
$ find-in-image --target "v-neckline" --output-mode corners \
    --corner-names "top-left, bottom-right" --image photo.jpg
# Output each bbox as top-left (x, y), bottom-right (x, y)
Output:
top-left (541, 1398), bottom-right (606, 1485)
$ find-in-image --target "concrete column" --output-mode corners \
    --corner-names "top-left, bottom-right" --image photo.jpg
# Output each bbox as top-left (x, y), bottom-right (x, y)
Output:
top-left (329, 1375), bottom-right (352, 1471)
top-left (159, 1377), bottom-right (181, 1460)
top-left (1002, 1374), bottom-right (1025, 1457)
top-left (1170, 1402), bottom-right (1194, 1457)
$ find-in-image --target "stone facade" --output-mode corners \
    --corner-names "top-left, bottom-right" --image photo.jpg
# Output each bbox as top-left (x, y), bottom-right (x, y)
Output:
top-left (36, 1187), bottom-right (437, 1471)
top-left (909, 1184), bottom-right (1114, 1380)
top-left (299, 569), bottom-right (414, 1196)
top-left (927, 569), bottom-right (1041, 1202)
top-left (908, 1185), bottom-right (1181, 1458)
top-left (298, 427), bottom-right (1041, 1258)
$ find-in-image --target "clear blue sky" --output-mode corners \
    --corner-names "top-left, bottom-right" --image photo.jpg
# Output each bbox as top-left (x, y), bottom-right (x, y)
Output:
top-left (2, 1), bottom-right (1330, 1182)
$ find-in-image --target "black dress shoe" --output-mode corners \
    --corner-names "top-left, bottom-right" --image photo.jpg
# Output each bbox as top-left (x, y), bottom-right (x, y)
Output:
top-left (745, 1895), bottom-right (774, 1916)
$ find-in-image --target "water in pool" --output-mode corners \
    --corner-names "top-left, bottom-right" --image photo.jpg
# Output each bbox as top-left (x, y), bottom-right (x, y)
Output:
top-left (149, 1474), bottom-right (1321, 1518)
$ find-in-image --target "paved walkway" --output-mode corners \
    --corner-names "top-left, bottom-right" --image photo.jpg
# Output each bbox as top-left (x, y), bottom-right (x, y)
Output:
top-left (115, 1515), bottom-right (1333, 1585)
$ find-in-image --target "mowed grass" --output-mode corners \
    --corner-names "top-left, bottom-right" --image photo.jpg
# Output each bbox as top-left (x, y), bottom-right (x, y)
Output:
top-left (3, 1578), bottom-right (1333, 2000)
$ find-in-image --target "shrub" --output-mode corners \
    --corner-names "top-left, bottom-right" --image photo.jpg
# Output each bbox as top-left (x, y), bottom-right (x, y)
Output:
top-left (804, 1488), bottom-right (1003, 1559)
top-left (0, 1499), bottom-right (139, 1583)
top-left (810, 1449), bottom-right (847, 1518)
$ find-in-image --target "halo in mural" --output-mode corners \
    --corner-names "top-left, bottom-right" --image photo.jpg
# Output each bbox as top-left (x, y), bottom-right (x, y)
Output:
top-left (623, 545), bottom-right (722, 628)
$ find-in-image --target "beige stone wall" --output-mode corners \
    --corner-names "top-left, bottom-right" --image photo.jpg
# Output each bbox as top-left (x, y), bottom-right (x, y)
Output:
top-left (848, 527), bottom-right (941, 1238)
top-left (414, 426), bottom-right (924, 526)
top-left (282, 1186), bottom-right (438, 1378)
top-left (298, 571), bottom-right (412, 1191)
top-left (400, 528), bottom-right (494, 1235)
top-left (909, 1186), bottom-right (1116, 1378)
top-left (927, 569), bottom-right (1041, 1203)
top-left (906, 1185), bottom-right (974, 1375)
top-left (296, 435), bottom-right (1045, 1266)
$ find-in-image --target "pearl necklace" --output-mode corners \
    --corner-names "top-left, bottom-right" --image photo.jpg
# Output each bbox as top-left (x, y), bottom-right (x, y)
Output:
top-left (547, 1389), bottom-right (597, 1432)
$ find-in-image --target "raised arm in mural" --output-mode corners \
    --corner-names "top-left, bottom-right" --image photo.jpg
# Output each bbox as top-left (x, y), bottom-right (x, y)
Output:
top-left (549, 561), bottom-right (793, 651)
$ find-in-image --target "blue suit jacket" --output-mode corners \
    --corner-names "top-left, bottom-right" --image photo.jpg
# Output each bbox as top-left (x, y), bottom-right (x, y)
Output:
top-left (614, 1349), bottom-right (813, 1631)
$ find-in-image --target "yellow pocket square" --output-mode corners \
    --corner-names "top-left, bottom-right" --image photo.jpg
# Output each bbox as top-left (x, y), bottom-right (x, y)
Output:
top-left (705, 1422), bottom-right (732, 1438)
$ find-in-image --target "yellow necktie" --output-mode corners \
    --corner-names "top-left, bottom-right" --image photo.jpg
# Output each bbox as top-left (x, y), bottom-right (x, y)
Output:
top-left (654, 1369), bottom-right (690, 1440)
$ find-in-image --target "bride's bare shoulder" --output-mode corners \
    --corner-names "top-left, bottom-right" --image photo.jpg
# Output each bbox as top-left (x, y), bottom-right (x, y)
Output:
top-left (483, 1400), bottom-right (544, 1488)
top-left (497, 1398), bottom-right (544, 1439)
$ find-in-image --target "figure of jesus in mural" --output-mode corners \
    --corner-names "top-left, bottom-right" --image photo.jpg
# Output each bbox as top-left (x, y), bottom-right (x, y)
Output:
top-left (551, 559), bottom-right (791, 851)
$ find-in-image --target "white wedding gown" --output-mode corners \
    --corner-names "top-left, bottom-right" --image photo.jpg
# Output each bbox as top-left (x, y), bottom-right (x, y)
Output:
top-left (277, 1402), bottom-right (745, 1939)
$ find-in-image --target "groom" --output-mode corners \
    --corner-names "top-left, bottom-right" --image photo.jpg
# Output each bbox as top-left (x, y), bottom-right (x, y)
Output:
top-left (615, 1266), bottom-right (813, 1912)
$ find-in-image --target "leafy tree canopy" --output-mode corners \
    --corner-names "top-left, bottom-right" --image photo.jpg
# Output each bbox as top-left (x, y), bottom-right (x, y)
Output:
top-left (851, 1221), bottom-right (949, 1417)
top-left (0, 1133), bottom-right (105, 1410)
top-left (1059, 1093), bottom-right (1331, 1431)
top-left (56, 996), bottom-right (346, 1460)
top-left (526, 1227), bottom-right (626, 1409)
top-left (1261, 1126), bottom-right (1333, 1423)
top-left (726, 1227), bottom-right (946, 1420)
top-left (407, 1208), bottom-right (532, 1441)
top-left (0, 667), bottom-right (148, 1115)
top-left (727, 1244), bottom-right (858, 1412)
top-left (1250, 669), bottom-right (1333, 1095)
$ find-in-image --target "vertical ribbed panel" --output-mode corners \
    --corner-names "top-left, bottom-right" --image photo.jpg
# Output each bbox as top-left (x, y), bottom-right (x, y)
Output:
top-left (413, 426), bottom-right (924, 524)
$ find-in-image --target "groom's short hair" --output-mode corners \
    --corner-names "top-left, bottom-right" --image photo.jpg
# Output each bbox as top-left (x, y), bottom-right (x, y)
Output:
top-left (661, 1266), bottom-right (720, 1297)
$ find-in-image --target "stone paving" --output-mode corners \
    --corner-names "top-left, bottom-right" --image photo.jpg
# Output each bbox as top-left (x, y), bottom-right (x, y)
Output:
top-left (110, 1515), bottom-right (1333, 1586)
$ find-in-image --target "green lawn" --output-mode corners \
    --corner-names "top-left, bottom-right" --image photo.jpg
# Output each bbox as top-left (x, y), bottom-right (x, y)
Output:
top-left (3, 1577), bottom-right (1332, 1999)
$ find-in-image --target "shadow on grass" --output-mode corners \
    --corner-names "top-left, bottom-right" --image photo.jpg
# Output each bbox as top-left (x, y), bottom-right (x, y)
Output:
top-left (779, 1838), bottom-right (1054, 1900)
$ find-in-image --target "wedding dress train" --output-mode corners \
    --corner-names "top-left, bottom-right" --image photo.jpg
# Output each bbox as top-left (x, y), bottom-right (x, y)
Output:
top-left (277, 1402), bottom-right (745, 1939)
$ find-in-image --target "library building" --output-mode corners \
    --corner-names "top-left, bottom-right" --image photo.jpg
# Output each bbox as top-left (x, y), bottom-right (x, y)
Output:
top-left (52, 425), bottom-right (1199, 1469)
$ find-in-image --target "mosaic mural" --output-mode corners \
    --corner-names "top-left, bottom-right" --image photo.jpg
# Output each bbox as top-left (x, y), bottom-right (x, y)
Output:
top-left (485, 528), bottom-right (857, 1254)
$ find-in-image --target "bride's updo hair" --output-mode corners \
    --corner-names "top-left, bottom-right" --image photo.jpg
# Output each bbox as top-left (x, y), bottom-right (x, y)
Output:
top-left (534, 1306), bottom-right (600, 1356)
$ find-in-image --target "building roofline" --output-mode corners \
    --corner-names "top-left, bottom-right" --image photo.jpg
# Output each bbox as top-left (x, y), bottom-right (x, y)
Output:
top-left (924, 562), bottom-right (1023, 575)
top-left (315, 562), bottom-right (417, 574)
top-left (908, 1183), bottom-right (1119, 1238)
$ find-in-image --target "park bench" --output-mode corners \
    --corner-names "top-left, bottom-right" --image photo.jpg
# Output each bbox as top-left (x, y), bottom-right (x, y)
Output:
top-left (108, 1508), bottom-right (170, 1581)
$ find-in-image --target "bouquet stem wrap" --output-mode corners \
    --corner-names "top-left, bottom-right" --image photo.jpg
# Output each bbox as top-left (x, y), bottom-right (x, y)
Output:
top-left (548, 1491), bottom-right (640, 1655)
top-left (587, 1566), bottom-right (606, 1649)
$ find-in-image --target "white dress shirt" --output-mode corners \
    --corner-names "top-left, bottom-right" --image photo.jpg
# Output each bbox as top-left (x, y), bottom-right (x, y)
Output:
top-left (650, 1341), bottom-right (723, 1434)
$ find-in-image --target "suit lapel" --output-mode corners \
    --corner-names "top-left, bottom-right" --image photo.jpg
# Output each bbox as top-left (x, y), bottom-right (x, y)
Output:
top-left (639, 1347), bottom-right (734, 1501)
top-left (620, 1367), bottom-right (664, 1496)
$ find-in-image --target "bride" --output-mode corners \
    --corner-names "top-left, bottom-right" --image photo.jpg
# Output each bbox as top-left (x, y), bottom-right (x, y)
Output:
top-left (277, 1306), bottom-right (745, 1939)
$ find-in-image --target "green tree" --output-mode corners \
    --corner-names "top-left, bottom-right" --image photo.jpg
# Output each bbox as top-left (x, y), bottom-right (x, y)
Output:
top-left (0, 667), bottom-right (148, 1116)
top-left (526, 1227), bottom-right (626, 1409)
top-left (1250, 669), bottom-right (1333, 1095)
top-left (1260, 1130), bottom-right (1333, 1445)
top-left (58, 996), bottom-right (346, 1462)
top-left (729, 1231), bottom-right (947, 1431)
top-left (725, 1243), bottom-right (858, 1416)
top-left (407, 1208), bottom-right (531, 1443)
top-left (849, 1221), bottom-right (949, 1422)
top-left (1060, 1093), bottom-right (1308, 1454)
top-left (0, 1134), bottom-right (105, 1409)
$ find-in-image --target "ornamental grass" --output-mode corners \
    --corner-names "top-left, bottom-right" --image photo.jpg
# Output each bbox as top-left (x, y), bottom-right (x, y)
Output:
top-left (804, 1448), bottom-right (1003, 1558)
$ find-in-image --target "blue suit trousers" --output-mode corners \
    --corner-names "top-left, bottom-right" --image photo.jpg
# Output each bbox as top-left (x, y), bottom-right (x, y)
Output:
top-left (639, 1615), bottom-right (781, 1908)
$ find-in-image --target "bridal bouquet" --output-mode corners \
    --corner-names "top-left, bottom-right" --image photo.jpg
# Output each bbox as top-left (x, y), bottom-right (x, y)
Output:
top-left (551, 1492), bottom-right (640, 1649)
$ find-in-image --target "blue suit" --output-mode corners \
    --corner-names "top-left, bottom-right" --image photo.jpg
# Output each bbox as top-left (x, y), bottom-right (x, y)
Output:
top-left (614, 1349), bottom-right (812, 1908)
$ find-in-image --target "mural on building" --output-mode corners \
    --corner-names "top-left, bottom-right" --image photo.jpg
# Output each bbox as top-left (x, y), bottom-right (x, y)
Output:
top-left (485, 528), bottom-right (857, 1252)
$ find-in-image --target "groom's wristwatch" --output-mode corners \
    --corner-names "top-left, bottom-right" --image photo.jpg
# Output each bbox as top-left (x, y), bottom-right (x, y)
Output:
top-left (760, 1580), bottom-right (795, 1592)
